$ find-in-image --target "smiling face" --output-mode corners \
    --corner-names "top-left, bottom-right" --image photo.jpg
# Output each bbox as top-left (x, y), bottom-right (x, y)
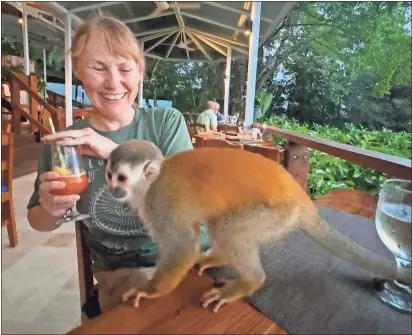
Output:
top-left (75, 30), bottom-right (141, 119)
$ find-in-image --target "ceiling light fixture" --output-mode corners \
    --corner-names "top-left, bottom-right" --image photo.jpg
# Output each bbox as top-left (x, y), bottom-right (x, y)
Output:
top-left (244, 19), bottom-right (252, 36)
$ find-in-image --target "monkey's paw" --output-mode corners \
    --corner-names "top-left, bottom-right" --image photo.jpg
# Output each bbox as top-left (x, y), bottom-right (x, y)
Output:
top-left (201, 280), bottom-right (246, 313)
top-left (122, 285), bottom-right (160, 309)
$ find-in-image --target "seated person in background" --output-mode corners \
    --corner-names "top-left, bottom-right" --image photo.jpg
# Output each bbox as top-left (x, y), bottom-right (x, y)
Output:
top-left (215, 102), bottom-right (224, 122)
top-left (196, 101), bottom-right (218, 131)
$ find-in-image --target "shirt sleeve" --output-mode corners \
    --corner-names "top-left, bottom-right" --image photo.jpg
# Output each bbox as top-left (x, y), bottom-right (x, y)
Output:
top-left (158, 107), bottom-right (193, 156)
top-left (26, 143), bottom-right (53, 210)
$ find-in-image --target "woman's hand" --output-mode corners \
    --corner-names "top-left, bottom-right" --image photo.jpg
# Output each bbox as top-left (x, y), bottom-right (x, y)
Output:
top-left (42, 127), bottom-right (118, 159)
top-left (38, 171), bottom-right (80, 218)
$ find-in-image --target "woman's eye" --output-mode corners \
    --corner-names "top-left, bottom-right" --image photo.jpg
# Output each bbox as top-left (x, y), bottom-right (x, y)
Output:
top-left (120, 68), bottom-right (132, 73)
top-left (93, 67), bottom-right (105, 72)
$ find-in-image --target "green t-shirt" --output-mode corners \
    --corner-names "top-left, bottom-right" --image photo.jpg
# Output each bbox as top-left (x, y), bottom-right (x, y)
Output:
top-left (196, 109), bottom-right (218, 131)
top-left (27, 107), bottom-right (210, 271)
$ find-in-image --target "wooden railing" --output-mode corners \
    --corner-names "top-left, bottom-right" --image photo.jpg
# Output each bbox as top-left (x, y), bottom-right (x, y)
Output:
top-left (46, 89), bottom-right (92, 109)
top-left (9, 72), bottom-right (62, 135)
top-left (265, 125), bottom-right (412, 190)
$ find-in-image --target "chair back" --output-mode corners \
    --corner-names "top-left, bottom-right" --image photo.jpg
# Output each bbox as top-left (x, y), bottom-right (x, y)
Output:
top-left (187, 122), bottom-right (206, 136)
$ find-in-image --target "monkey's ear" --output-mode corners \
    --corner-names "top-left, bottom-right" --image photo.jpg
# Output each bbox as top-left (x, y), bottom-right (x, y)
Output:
top-left (143, 160), bottom-right (161, 182)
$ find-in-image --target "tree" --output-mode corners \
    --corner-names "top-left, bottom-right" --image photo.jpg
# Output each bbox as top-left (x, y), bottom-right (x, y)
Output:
top-left (257, 1), bottom-right (412, 100)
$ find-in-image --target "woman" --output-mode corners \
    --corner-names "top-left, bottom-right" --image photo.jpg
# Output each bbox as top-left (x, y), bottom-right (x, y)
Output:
top-left (26, 15), bottom-right (210, 314)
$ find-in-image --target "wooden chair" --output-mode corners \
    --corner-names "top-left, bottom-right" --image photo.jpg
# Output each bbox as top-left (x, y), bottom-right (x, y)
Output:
top-left (1, 133), bottom-right (18, 247)
top-left (188, 123), bottom-right (207, 148)
top-left (242, 143), bottom-right (285, 164)
top-left (2, 119), bottom-right (12, 133)
top-left (74, 108), bottom-right (93, 121)
top-left (187, 122), bottom-right (206, 136)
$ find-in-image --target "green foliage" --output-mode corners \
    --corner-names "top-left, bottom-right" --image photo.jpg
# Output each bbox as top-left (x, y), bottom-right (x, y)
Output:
top-left (1, 35), bottom-right (44, 61)
top-left (1, 64), bottom-right (24, 82)
top-left (263, 114), bottom-right (411, 199)
top-left (143, 59), bottom-right (223, 113)
top-left (259, 2), bottom-right (411, 96)
top-left (254, 92), bottom-right (274, 121)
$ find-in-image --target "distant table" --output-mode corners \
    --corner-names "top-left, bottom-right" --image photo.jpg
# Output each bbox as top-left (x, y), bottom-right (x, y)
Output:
top-left (193, 132), bottom-right (285, 163)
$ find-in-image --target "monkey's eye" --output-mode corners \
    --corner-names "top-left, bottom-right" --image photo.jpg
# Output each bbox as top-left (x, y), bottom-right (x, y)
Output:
top-left (107, 171), bottom-right (112, 180)
top-left (118, 174), bottom-right (127, 182)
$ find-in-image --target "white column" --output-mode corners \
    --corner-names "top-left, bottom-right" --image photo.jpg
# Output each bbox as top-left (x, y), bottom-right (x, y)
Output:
top-left (22, 5), bottom-right (30, 75)
top-left (43, 49), bottom-right (47, 99)
top-left (223, 47), bottom-right (231, 118)
top-left (138, 42), bottom-right (144, 108)
top-left (244, 1), bottom-right (261, 127)
top-left (64, 13), bottom-right (73, 127)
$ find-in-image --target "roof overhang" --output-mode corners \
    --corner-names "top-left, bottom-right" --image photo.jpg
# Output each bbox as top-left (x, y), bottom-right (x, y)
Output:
top-left (2, 1), bottom-right (296, 63)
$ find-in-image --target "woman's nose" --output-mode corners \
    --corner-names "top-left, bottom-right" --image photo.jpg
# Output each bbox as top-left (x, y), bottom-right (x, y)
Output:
top-left (104, 70), bottom-right (121, 90)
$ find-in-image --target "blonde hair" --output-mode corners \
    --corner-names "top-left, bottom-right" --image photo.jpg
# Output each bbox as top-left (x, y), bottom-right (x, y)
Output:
top-left (69, 14), bottom-right (145, 77)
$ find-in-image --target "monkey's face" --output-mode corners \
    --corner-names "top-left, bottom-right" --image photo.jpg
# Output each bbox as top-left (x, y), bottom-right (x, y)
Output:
top-left (105, 139), bottom-right (164, 206)
top-left (105, 162), bottom-right (132, 203)
top-left (105, 159), bottom-right (162, 205)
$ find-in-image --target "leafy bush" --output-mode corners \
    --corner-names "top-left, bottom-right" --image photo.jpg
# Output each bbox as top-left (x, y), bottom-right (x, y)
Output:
top-left (263, 115), bottom-right (411, 199)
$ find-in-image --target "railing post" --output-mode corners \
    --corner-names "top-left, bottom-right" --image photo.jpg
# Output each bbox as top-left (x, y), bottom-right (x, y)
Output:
top-left (284, 141), bottom-right (310, 192)
top-left (29, 74), bottom-right (39, 133)
top-left (10, 77), bottom-right (21, 135)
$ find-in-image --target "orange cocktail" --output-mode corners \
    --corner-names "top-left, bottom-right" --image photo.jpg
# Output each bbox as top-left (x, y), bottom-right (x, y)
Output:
top-left (51, 166), bottom-right (88, 196)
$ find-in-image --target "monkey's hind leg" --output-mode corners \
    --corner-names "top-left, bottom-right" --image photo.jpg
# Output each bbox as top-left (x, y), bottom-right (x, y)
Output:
top-left (201, 242), bottom-right (265, 313)
top-left (197, 240), bottom-right (228, 276)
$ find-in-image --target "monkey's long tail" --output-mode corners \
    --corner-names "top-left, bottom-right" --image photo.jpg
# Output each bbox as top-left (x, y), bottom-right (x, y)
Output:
top-left (303, 219), bottom-right (411, 285)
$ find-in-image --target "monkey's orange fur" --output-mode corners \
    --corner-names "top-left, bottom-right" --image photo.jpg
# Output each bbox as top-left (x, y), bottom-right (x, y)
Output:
top-left (159, 147), bottom-right (317, 219)
top-left (107, 140), bottom-right (409, 313)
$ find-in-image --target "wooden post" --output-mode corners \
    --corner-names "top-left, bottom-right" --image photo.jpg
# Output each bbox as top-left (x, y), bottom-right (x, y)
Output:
top-left (10, 77), bottom-right (21, 135)
top-left (284, 141), bottom-right (310, 192)
top-left (29, 74), bottom-right (39, 133)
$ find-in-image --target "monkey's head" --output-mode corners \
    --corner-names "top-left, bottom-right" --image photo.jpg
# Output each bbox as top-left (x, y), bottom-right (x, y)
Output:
top-left (105, 139), bottom-right (164, 204)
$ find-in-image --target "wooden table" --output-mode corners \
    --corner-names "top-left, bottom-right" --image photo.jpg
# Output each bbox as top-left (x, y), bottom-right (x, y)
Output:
top-left (69, 268), bottom-right (286, 334)
top-left (68, 191), bottom-right (377, 335)
top-left (193, 132), bottom-right (284, 163)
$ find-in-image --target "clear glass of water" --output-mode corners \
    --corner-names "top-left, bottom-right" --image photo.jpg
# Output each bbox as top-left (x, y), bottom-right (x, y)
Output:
top-left (258, 123), bottom-right (267, 141)
top-left (375, 178), bottom-right (411, 313)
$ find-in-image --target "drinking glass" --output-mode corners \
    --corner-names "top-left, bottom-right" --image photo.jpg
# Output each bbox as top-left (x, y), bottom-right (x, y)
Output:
top-left (258, 123), bottom-right (267, 141)
top-left (238, 121), bottom-right (246, 134)
top-left (50, 141), bottom-right (90, 224)
top-left (375, 178), bottom-right (411, 313)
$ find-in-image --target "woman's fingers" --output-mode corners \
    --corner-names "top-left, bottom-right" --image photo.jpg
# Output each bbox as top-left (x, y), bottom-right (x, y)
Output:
top-left (39, 171), bottom-right (60, 182)
top-left (39, 180), bottom-right (66, 193)
top-left (56, 136), bottom-right (91, 147)
top-left (37, 171), bottom-right (83, 218)
top-left (42, 128), bottom-right (93, 142)
top-left (52, 194), bottom-right (81, 204)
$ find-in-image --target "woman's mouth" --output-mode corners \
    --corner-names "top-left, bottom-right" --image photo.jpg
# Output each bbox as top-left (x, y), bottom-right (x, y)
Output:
top-left (99, 93), bottom-right (127, 101)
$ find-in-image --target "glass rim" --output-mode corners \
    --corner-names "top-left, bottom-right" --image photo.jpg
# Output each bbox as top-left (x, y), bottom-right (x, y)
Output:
top-left (382, 178), bottom-right (412, 194)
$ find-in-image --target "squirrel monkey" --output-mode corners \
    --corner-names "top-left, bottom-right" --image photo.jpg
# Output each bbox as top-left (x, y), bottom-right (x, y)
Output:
top-left (105, 139), bottom-right (411, 313)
